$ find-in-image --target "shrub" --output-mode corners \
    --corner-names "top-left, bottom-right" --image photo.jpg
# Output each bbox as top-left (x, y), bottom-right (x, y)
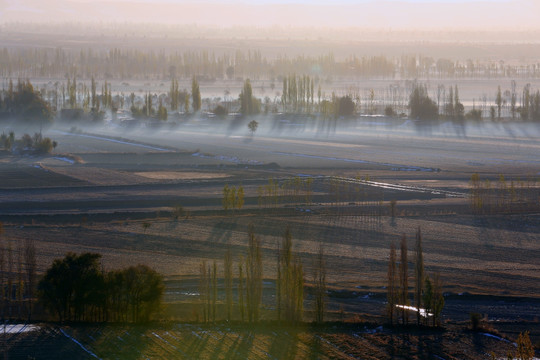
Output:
top-left (409, 84), bottom-right (438, 121)
top-left (213, 105), bottom-right (228, 117)
top-left (36, 137), bottom-right (54, 153)
top-left (466, 108), bottom-right (482, 121)
top-left (385, 105), bottom-right (397, 117)
top-left (470, 312), bottom-right (482, 331)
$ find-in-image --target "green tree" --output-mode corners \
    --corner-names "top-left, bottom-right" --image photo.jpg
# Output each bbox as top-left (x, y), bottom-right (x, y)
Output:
top-left (248, 120), bottom-right (258, 135)
top-left (213, 104), bottom-right (228, 117)
top-left (157, 98), bottom-right (167, 120)
top-left (91, 76), bottom-right (97, 109)
top-left (192, 77), bottom-right (201, 112)
top-left (184, 92), bottom-right (190, 114)
top-left (38, 252), bottom-right (103, 322)
top-left (229, 186), bottom-right (237, 211)
top-left (237, 186), bottom-right (245, 210)
top-left (239, 79), bottom-right (260, 115)
top-left (122, 264), bottom-right (164, 322)
top-left (511, 80), bottom-right (517, 120)
top-left (222, 184), bottom-right (230, 211)
top-left (336, 95), bottom-right (355, 117)
top-left (454, 85), bottom-right (464, 120)
top-left (445, 85), bottom-right (454, 119)
top-left (516, 331), bottom-right (534, 360)
top-left (496, 85), bottom-right (502, 120)
top-left (10, 80), bottom-right (53, 124)
top-left (409, 84), bottom-right (438, 121)
top-left (521, 84), bottom-right (531, 121)
top-left (170, 78), bottom-right (179, 111)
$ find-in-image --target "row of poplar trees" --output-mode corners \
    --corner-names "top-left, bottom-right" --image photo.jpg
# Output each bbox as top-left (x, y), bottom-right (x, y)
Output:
top-left (387, 227), bottom-right (444, 327)
top-left (0, 222), bottom-right (37, 322)
top-left (199, 225), bottom-right (326, 324)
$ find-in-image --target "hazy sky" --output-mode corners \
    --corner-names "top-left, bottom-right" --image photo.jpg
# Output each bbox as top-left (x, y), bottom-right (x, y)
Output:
top-left (1, 0), bottom-right (538, 30)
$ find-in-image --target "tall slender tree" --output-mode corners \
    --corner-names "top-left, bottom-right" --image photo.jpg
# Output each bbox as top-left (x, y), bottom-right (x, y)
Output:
top-left (399, 235), bottom-right (408, 324)
top-left (414, 227), bottom-right (424, 325)
top-left (192, 77), bottom-right (201, 112)
top-left (238, 260), bottom-right (245, 322)
top-left (224, 248), bottom-right (233, 321)
top-left (387, 241), bottom-right (397, 325)
top-left (496, 85), bottom-right (502, 120)
top-left (212, 261), bottom-right (217, 322)
top-left (313, 243), bottom-right (326, 323)
top-left (246, 225), bottom-right (262, 322)
top-left (0, 223), bottom-right (4, 319)
top-left (199, 260), bottom-right (208, 322)
top-left (278, 227), bottom-right (304, 323)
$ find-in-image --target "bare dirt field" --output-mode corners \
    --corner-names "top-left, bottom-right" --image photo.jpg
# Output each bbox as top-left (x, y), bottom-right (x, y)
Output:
top-left (1, 119), bottom-right (539, 357)
top-left (2, 322), bottom-right (526, 360)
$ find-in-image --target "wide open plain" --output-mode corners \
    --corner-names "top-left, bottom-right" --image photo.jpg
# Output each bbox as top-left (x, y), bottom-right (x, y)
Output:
top-left (1, 118), bottom-right (539, 358)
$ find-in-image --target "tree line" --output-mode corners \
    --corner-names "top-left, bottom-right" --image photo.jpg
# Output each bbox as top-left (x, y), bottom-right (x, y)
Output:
top-left (5, 77), bottom-right (540, 126)
top-left (3, 46), bottom-right (540, 81)
top-left (3, 221), bottom-right (447, 328)
top-left (199, 225), bottom-right (324, 324)
top-left (386, 227), bottom-right (444, 327)
top-left (1, 131), bottom-right (57, 154)
top-left (0, 79), bottom-right (53, 123)
top-left (470, 173), bottom-right (540, 214)
top-left (0, 223), bottom-right (37, 322)
top-left (409, 81), bottom-right (540, 122)
top-left (38, 252), bottom-right (163, 323)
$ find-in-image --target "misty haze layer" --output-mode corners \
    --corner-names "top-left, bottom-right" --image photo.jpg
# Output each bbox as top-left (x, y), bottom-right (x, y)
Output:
top-left (2, 0), bottom-right (540, 30)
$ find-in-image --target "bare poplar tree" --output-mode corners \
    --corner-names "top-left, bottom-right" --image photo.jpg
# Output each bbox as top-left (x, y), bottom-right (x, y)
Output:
top-left (238, 260), bottom-right (244, 322)
top-left (0, 223), bottom-right (4, 319)
top-left (206, 264), bottom-right (211, 323)
top-left (24, 238), bottom-right (36, 320)
top-left (414, 227), bottom-right (424, 325)
top-left (387, 242), bottom-right (397, 325)
top-left (224, 248), bottom-right (233, 321)
top-left (399, 235), bottom-right (408, 325)
top-left (17, 243), bottom-right (23, 320)
top-left (246, 225), bottom-right (262, 323)
top-left (313, 243), bottom-right (326, 323)
top-left (294, 258), bottom-right (304, 323)
top-left (276, 241), bottom-right (281, 321)
top-left (199, 261), bottom-right (208, 322)
top-left (432, 272), bottom-right (445, 327)
top-left (7, 242), bottom-right (13, 320)
top-left (212, 261), bottom-right (217, 322)
top-left (278, 227), bottom-right (304, 323)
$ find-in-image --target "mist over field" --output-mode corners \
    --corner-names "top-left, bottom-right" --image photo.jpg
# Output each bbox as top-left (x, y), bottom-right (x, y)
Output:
top-left (0, 2), bottom-right (539, 359)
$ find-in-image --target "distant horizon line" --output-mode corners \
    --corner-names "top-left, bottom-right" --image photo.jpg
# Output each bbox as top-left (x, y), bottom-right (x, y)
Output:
top-left (2, 21), bottom-right (540, 32)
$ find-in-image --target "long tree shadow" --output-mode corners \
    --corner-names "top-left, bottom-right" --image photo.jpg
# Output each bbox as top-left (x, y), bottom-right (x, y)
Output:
top-left (206, 219), bottom-right (239, 244)
top-left (209, 332), bottom-right (228, 360)
top-left (268, 329), bottom-right (299, 360)
top-left (307, 333), bottom-right (323, 360)
top-left (230, 331), bottom-right (254, 359)
top-left (223, 335), bottom-right (243, 359)
top-left (185, 330), bottom-right (211, 358)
